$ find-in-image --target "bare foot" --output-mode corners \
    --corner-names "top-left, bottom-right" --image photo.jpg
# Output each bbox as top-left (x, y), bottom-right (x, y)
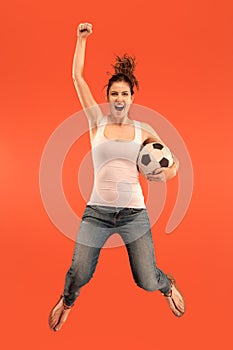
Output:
top-left (48, 295), bottom-right (73, 331)
top-left (163, 275), bottom-right (185, 317)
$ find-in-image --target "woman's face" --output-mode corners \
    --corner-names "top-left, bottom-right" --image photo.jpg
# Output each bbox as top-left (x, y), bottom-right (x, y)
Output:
top-left (108, 81), bottom-right (134, 118)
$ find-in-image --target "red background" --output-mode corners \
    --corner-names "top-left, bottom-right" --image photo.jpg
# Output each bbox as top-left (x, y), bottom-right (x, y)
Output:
top-left (1, 0), bottom-right (233, 349)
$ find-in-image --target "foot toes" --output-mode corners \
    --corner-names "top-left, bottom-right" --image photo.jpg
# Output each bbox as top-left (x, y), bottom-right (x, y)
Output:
top-left (49, 315), bottom-right (58, 330)
top-left (54, 324), bottom-right (61, 331)
top-left (164, 277), bottom-right (185, 317)
top-left (48, 297), bottom-right (73, 332)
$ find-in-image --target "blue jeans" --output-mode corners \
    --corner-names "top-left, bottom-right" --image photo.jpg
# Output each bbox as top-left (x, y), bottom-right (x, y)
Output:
top-left (63, 205), bottom-right (171, 306)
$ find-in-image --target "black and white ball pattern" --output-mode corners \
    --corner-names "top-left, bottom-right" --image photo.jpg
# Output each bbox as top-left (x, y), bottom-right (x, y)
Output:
top-left (137, 142), bottom-right (174, 177)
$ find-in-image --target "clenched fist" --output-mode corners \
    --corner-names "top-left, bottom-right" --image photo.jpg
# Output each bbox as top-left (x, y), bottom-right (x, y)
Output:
top-left (77, 22), bottom-right (93, 39)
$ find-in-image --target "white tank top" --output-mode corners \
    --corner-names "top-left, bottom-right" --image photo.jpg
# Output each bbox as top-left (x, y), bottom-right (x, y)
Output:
top-left (88, 116), bottom-right (146, 208)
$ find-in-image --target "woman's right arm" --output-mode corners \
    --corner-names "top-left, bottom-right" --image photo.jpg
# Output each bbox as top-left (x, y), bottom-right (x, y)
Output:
top-left (72, 23), bottom-right (103, 127)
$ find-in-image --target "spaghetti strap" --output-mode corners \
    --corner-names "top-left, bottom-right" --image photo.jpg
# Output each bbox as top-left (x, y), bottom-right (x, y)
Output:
top-left (98, 116), bottom-right (108, 136)
top-left (133, 120), bottom-right (143, 144)
top-left (91, 116), bottom-right (107, 146)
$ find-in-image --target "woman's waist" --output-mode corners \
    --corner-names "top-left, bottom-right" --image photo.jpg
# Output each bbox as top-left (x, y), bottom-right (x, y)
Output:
top-left (89, 182), bottom-right (145, 208)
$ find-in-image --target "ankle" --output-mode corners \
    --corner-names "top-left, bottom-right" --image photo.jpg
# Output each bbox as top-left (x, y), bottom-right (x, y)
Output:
top-left (62, 297), bottom-right (74, 310)
top-left (63, 302), bottom-right (73, 310)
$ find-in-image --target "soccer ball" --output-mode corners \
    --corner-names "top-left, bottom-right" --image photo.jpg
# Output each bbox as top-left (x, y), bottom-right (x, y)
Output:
top-left (137, 142), bottom-right (174, 177)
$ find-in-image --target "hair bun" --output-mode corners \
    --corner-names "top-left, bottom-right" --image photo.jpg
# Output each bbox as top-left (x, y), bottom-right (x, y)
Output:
top-left (112, 54), bottom-right (139, 90)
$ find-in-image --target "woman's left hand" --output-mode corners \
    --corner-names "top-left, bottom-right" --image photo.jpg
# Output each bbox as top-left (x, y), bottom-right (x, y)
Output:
top-left (146, 164), bottom-right (177, 182)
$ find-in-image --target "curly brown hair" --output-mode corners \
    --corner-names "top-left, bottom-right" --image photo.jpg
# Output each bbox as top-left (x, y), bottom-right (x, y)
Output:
top-left (106, 54), bottom-right (139, 97)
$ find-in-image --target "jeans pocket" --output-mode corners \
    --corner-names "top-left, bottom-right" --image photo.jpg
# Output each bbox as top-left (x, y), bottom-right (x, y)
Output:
top-left (82, 205), bottom-right (97, 221)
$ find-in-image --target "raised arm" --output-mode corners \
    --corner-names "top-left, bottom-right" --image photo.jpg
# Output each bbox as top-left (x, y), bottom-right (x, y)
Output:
top-left (72, 23), bottom-right (103, 126)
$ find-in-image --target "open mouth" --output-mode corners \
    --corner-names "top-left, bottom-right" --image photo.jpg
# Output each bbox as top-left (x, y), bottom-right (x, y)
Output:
top-left (114, 103), bottom-right (124, 111)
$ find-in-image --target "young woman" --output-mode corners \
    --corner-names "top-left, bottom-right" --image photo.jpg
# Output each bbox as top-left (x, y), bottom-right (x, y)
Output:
top-left (48, 22), bottom-right (185, 332)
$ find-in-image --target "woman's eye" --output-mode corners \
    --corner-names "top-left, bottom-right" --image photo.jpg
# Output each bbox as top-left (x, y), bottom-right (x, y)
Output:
top-left (111, 92), bottom-right (117, 96)
top-left (122, 92), bottom-right (129, 96)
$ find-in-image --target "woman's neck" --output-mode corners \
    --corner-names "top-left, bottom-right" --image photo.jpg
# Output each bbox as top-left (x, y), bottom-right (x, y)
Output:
top-left (107, 114), bottom-right (131, 125)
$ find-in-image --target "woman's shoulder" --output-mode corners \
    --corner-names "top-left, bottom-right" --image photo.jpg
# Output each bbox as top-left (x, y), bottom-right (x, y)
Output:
top-left (139, 121), bottom-right (162, 143)
top-left (137, 121), bottom-right (154, 135)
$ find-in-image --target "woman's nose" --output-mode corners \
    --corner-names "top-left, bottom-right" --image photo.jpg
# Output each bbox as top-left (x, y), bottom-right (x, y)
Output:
top-left (116, 94), bottom-right (123, 101)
